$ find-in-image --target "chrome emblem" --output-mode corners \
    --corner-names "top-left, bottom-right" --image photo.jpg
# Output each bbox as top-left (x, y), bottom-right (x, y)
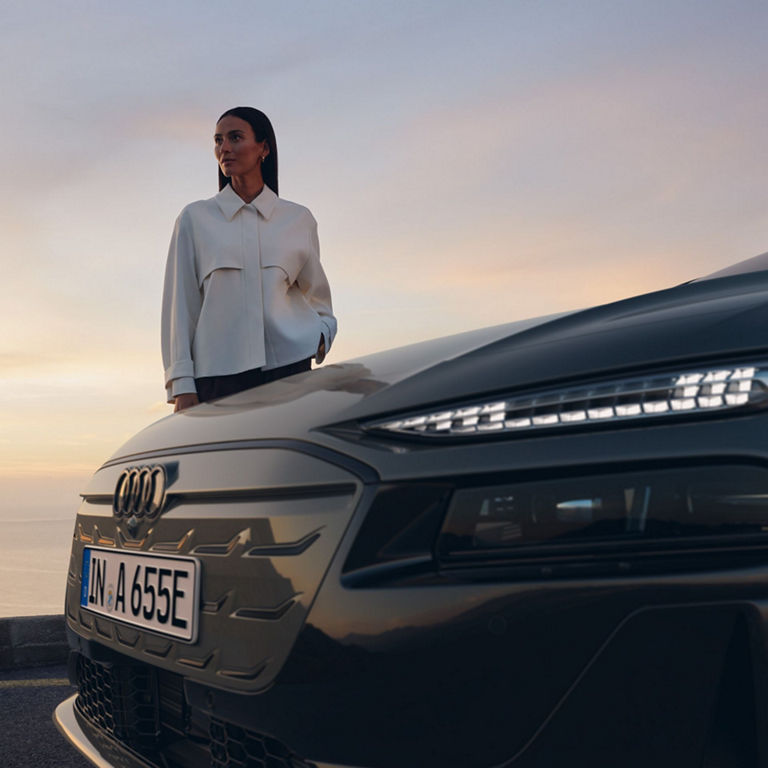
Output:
top-left (113, 465), bottom-right (167, 521)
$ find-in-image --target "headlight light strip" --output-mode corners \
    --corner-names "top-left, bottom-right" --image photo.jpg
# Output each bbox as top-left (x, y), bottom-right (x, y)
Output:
top-left (367, 363), bottom-right (768, 438)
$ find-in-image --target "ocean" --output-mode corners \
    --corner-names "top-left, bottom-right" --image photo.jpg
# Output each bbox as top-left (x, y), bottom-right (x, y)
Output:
top-left (0, 513), bottom-right (76, 618)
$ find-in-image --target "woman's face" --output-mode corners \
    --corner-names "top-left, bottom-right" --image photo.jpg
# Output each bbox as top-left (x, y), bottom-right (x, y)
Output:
top-left (214, 115), bottom-right (269, 180)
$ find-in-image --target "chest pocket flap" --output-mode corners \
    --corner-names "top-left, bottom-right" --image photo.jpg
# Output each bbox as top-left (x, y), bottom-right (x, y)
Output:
top-left (261, 249), bottom-right (306, 286)
top-left (196, 244), bottom-right (244, 288)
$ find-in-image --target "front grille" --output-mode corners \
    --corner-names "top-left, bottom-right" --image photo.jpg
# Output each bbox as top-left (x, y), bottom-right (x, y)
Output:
top-left (210, 719), bottom-right (300, 768)
top-left (77, 655), bottom-right (160, 752)
top-left (74, 653), bottom-right (311, 768)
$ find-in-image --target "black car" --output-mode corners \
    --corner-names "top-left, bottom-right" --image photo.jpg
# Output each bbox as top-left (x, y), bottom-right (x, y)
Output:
top-left (56, 254), bottom-right (768, 768)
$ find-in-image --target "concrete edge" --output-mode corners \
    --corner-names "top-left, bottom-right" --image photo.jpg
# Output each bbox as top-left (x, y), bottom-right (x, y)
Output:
top-left (0, 614), bottom-right (68, 670)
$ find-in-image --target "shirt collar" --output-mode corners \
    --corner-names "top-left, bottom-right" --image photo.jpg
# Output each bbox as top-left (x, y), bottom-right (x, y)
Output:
top-left (215, 183), bottom-right (278, 221)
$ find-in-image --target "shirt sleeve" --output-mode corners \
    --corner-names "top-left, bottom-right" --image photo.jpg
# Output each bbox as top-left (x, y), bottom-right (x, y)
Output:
top-left (296, 214), bottom-right (337, 358)
top-left (161, 209), bottom-right (202, 403)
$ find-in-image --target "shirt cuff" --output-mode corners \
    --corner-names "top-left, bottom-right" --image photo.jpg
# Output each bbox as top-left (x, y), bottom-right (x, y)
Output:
top-left (169, 377), bottom-right (197, 402)
top-left (165, 359), bottom-right (195, 385)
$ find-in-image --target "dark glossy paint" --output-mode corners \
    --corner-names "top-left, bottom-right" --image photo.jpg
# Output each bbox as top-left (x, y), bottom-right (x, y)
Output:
top-left (59, 265), bottom-right (768, 768)
top-left (193, 563), bottom-right (768, 767)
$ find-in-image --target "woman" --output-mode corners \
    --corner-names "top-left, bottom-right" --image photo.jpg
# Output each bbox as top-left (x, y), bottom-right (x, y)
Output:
top-left (162, 107), bottom-right (336, 412)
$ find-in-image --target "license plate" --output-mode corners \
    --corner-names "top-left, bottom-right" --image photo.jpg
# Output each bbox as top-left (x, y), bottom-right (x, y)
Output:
top-left (80, 547), bottom-right (200, 642)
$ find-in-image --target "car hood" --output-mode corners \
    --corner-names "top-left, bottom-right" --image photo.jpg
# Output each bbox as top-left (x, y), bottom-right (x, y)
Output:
top-left (109, 270), bottom-right (768, 463)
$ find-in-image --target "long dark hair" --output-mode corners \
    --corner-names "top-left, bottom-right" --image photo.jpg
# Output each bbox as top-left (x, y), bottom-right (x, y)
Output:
top-left (217, 106), bottom-right (278, 195)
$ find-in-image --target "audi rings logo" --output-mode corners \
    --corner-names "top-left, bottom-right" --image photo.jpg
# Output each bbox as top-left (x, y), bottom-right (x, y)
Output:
top-left (113, 465), bottom-right (167, 520)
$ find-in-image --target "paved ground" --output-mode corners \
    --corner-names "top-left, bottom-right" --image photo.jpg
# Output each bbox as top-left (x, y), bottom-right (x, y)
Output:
top-left (0, 664), bottom-right (92, 768)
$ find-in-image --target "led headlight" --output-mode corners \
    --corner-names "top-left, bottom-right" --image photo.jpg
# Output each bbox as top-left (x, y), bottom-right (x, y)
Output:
top-left (366, 363), bottom-right (768, 438)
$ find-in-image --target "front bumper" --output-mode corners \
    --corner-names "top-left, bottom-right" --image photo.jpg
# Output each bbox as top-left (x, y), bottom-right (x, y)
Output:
top-left (55, 693), bottom-right (155, 768)
top-left (54, 691), bottom-right (361, 768)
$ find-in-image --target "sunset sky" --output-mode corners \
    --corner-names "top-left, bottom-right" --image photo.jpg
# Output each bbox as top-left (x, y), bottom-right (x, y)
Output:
top-left (1, 0), bottom-right (767, 516)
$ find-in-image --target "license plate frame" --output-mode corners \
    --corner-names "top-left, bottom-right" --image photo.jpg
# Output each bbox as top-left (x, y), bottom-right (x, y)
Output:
top-left (80, 547), bottom-right (200, 643)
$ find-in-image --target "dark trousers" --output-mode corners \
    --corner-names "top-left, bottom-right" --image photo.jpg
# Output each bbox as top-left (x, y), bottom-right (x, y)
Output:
top-left (195, 358), bottom-right (311, 403)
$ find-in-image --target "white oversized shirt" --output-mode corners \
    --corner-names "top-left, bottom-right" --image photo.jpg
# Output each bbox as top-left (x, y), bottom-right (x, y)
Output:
top-left (162, 184), bottom-right (336, 402)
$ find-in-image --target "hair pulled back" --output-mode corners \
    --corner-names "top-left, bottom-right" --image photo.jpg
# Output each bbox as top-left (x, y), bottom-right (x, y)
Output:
top-left (217, 106), bottom-right (278, 195)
